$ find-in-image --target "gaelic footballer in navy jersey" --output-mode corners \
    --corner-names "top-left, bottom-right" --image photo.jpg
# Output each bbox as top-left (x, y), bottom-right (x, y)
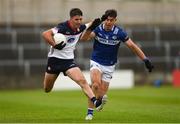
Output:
top-left (42, 8), bottom-right (104, 112)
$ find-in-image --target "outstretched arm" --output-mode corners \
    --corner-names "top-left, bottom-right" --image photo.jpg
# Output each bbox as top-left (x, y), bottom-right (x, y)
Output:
top-left (80, 14), bottom-right (108, 41)
top-left (125, 38), bottom-right (154, 72)
top-left (125, 38), bottom-right (146, 60)
top-left (80, 18), bottom-right (101, 41)
top-left (80, 31), bottom-right (96, 41)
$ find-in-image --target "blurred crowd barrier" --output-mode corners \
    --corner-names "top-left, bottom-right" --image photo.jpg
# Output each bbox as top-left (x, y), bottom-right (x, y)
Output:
top-left (0, 0), bottom-right (180, 89)
top-left (0, 25), bottom-right (179, 88)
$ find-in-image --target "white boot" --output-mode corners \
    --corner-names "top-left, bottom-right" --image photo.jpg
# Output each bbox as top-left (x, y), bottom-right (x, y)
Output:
top-left (85, 114), bottom-right (93, 120)
top-left (96, 94), bottom-right (108, 111)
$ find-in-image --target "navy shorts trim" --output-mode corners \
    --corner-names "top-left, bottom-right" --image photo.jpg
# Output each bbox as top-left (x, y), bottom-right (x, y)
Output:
top-left (46, 57), bottom-right (77, 75)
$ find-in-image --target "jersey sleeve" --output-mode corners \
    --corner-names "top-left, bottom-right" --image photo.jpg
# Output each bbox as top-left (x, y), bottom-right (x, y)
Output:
top-left (51, 23), bottom-right (65, 34)
top-left (85, 22), bottom-right (91, 29)
top-left (79, 24), bottom-right (86, 32)
top-left (93, 26), bottom-right (99, 35)
top-left (118, 29), bottom-right (129, 42)
top-left (51, 27), bottom-right (58, 34)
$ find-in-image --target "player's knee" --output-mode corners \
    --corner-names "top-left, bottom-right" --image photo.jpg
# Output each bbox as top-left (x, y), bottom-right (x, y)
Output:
top-left (92, 83), bottom-right (100, 91)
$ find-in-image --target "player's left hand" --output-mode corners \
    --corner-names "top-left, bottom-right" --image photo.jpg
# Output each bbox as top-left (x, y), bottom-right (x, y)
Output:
top-left (101, 14), bottom-right (108, 22)
top-left (54, 41), bottom-right (66, 50)
top-left (143, 58), bottom-right (154, 72)
top-left (87, 18), bottom-right (101, 31)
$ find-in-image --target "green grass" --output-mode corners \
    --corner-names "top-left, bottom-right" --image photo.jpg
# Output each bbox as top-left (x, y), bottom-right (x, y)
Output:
top-left (0, 86), bottom-right (180, 123)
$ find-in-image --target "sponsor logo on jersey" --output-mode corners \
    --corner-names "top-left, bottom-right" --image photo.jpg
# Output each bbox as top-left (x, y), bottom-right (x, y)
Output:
top-left (96, 36), bottom-right (120, 45)
top-left (67, 37), bottom-right (75, 43)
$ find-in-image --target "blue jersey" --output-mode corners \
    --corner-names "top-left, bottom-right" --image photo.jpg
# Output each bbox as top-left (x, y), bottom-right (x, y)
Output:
top-left (91, 24), bottom-right (129, 66)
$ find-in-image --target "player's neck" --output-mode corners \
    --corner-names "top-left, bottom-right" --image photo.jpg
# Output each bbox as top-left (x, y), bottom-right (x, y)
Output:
top-left (68, 21), bottom-right (78, 31)
top-left (104, 27), bottom-right (112, 31)
top-left (103, 24), bottom-right (114, 31)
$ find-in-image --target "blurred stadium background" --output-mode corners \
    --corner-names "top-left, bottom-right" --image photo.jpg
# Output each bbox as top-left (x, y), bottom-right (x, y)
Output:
top-left (0, 0), bottom-right (180, 89)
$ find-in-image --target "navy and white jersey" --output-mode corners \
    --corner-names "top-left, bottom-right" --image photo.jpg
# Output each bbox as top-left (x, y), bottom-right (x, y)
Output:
top-left (48, 21), bottom-right (87, 59)
top-left (91, 24), bottom-right (129, 66)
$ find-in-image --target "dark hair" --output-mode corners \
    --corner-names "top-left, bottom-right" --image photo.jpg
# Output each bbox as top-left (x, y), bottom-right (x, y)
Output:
top-left (105, 9), bottom-right (117, 18)
top-left (70, 8), bottom-right (83, 17)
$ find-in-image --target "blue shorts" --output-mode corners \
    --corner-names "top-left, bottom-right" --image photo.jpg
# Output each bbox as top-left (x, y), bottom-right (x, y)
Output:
top-left (46, 57), bottom-right (77, 75)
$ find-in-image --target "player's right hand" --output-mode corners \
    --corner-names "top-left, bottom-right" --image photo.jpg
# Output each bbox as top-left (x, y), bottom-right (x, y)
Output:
top-left (54, 41), bottom-right (66, 50)
top-left (143, 58), bottom-right (154, 72)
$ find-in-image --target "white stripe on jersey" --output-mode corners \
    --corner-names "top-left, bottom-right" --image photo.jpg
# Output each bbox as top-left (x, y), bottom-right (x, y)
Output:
top-left (113, 27), bottom-right (119, 34)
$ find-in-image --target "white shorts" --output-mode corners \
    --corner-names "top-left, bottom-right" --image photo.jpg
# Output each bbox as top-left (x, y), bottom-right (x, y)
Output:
top-left (90, 60), bottom-right (115, 83)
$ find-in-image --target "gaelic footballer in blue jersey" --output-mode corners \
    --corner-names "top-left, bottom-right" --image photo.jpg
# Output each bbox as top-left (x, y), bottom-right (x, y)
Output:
top-left (42, 8), bottom-right (104, 111)
top-left (81, 9), bottom-right (154, 120)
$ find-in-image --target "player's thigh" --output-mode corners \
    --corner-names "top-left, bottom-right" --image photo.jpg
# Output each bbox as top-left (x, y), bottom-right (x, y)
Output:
top-left (66, 67), bottom-right (86, 84)
top-left (90, 68), bottom-right (102, 85)
top-left (43, 72), bottom-right (58, 87)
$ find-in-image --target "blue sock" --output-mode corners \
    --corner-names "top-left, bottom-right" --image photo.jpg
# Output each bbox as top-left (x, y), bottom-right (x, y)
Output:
top-left (91, 97), bottom-right (96, 104)
top-left (87, 108), bottom-right (94, 115)
top-left (91, 97), bottom-right (102, 107)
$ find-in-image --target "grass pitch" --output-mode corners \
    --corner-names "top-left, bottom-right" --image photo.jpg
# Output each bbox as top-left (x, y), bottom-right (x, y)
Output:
top-left (0, 86), bottom-right (180, 123)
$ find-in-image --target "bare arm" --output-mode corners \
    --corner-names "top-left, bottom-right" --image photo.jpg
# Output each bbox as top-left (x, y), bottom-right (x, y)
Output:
top-left (80, 18), bottom-right (101, 41)
top-left (125, 38), bottom-right (146, 60)
top-left (80, 31), bottom-right (96, 41)
top-left (125, 38), bottom-right (154, 72)
top-left (42, 29), bottom-right (56, 47)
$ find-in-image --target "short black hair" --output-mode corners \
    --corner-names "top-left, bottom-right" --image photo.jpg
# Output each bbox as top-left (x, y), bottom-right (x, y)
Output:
top-left (70, 8), bottom-right (83, 17)
top-left (105, 9), bottom-right (117, 18)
